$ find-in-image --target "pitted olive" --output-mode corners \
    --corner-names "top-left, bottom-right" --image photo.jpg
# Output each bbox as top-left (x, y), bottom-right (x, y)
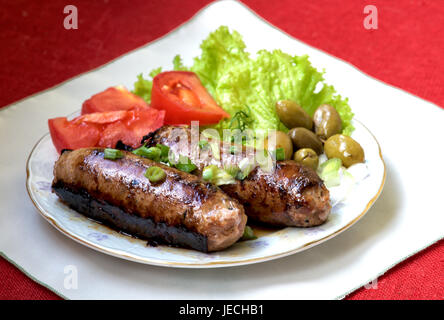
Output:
top-left (275, 100), bottom-right (313, 130)
top-left (313, 104), bottom-right (342, 140)
top-left (324, 134), bottom-right (365, 167)
top-left (293, 148), bottom-right (319, 170)
top-left (288, 127), bottom-right (323, 155)
top-left (264, 130), bottom-right (293, 160)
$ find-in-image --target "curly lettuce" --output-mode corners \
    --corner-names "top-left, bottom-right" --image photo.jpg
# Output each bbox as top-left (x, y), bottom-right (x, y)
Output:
top-left (133, 67), bottom-right (162, 103)
top-left (133, 26), bottom-right (354, 135)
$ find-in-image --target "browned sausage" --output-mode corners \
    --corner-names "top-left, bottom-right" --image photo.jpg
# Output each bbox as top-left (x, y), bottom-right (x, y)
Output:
top-left (143, 126), bottom-right (331, 227)
top-left (52, 148), bottom-right (247, 252)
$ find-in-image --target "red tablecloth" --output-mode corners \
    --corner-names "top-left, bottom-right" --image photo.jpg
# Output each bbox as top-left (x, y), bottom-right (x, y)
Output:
top-left (0, 0), bottom-right (442, 300)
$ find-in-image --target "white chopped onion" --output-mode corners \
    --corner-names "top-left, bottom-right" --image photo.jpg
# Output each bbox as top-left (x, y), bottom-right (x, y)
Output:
top-left (318, 153), bottom-right (328, 166)
top-left (316, 156), bottom-right (369, 208)
top-left (346, 162), bottom-right (369, 183)
top-left (328, 168), bottom-right (356, 207)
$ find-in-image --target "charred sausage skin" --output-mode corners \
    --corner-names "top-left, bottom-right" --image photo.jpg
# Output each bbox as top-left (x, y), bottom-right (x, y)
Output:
top-left (143, 126), bottom-right (331, 227)
top-left (52, 148), bottom-right (247, 252)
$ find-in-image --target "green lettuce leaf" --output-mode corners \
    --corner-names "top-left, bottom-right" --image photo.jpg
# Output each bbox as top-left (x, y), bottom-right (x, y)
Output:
top-left (133, 26), bottom-right (354, 135)
top-left (172, 55), bottom-right (188, 71)
top-left (132, 67), bottom-right (162, 104)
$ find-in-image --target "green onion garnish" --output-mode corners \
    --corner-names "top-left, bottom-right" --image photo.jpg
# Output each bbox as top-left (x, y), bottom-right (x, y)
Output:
top-left (317, 158), bottom-right (342, 187)
top-left (210, 142), bottom-right (220, 160)
top-left (230, 133), bottom-right (250, 144)
top-left (202, 165), bottom-right (216, 181)
top-left (241, 226), bottom-right (257, 241)
top-left (201, 131), bottom-right (221, 160)
top-left (236, 158), bottom-right (253, 180)
top-left (175, 163), bottom-right (197, 173)
top-left (104, 148), bottom-right (123, 160)
top-left (156, 144), bottom-right (170, 163)
top-left (132, 146), bottom-right (161, 162)
top-left (174, 155), bottom-right (197, 173)
top-left (318, 157), bottom-right (342, 172)
top-left (202, 165), bottom-right (236, 186)
top-left (229, 106), bottom-right (253, 131)
top-left (145, 166), bottom-right (166, 183)
top-left (224, 164), bottom-right (240, 178)
top-left (274, 148), bottom-right (285, 161)
top-left (198, 140), bottom-right (209, 150)
top-left (236, 171), bottom-right (247, 181)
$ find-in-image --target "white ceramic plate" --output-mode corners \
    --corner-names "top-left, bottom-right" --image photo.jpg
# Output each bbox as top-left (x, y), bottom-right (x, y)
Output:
top-left (26, 118), bottom-right (385, 268)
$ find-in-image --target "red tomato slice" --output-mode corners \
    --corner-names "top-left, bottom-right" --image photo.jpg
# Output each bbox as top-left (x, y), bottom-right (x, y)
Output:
top-left (48, 117), bottom-right (101, 153)
top-left (99, 108), bottom-right (165, 148)
top-left (72, 110), bottom-right (129, 124)
top-left (81, 86), bottom-right (148, 115)
top-left (48, 108), bottom-right (165, 153)
top-left (150, 71), bottom-right (230, 125)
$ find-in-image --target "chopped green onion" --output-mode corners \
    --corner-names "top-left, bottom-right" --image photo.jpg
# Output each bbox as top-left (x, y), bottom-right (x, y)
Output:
top-left (236, 158), bottom-right (254, 180)
top-left (229, 106), bottom-right (253, 131)
top-left (156, 144), bottom-right (170, 163)
top-left (209, 141), bottom-right (221, 160)
top-left (202, 165), bottom-right (216, 181)
top-left (318, 158), bottom-right (342, 173)
top-left (202, 165), bottom-right (236, 186)
top-left (132, 146), bottom-right (161, 162)
top-left (236, 172), bottom-right (247, 181)
top-left (175, 163), bottom-right (197, 173)
top-left (230, 133), bottom-right (251, 145)
top-left (274, 148), bottom-right (285, 161)
top-left (145, 166), bottom-right (166, 183)
top-left (256, 149), bottom-right (273, 173)
top-left (198, 140), bottom-right (209, 150)
top-left (201, 131), bottom-right (221, 160)
top-left (317, 158), bottom-right (342, 187)
top-left (241, 226), bottom-right (257, 241)
top-left (174, 155), bottom-right (197, 173)
top-left (224, 164), bottom-right (240, 178)
top-left (104, 148), bottom-right (123, 160)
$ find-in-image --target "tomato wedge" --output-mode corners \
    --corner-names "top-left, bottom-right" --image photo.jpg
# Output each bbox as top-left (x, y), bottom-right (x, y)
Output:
top-left (81, 86), bottom-right (148, 115)
top-left (48, 108), bottom-right (165, 153)
top-left (150, 71), bottom-right (230, 125)
top-left (98, 108), bottom-right (165, 148)
top-left (48, 117), bottom-right (101, 153)
top-left (73, 110), bottom-right (129, 124)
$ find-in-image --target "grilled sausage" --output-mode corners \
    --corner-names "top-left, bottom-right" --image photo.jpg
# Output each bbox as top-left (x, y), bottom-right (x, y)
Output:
top-left (143, 126), bottom-right (331, 227)
top-left (52, 148), bottom-right (247, 252)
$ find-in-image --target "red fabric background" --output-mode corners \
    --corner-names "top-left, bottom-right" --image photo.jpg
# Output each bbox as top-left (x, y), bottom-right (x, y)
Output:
top-left (0, 0), bottom-right (442, 300)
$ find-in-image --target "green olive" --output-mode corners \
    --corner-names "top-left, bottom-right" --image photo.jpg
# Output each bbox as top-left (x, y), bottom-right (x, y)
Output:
top-left (293, 148), bottom-right (319, 170)
top-left (264, 131), bottom-right (293, 160)
top-left (313, 104), bottom-right (342, 140)
top-left (275, 100), bottom-right (313, 130)
top-left (288, 127), bottom-right (323, 155)
top-left (324, 134), bottom-right (365, 168)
